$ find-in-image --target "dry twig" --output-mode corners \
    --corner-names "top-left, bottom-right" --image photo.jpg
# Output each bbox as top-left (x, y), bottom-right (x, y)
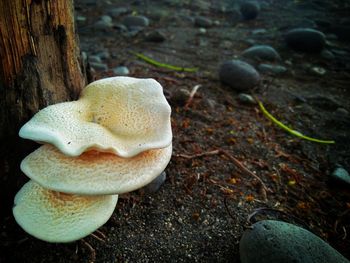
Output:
top-left (184, 84), bottom-right (201, 110)
top-left (81, 239), bottom-right (96, 263)
top-left (175, 149), bottom-right (270, 200)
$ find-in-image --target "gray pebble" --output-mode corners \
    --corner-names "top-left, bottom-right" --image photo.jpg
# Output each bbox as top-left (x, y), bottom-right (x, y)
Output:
top-left (96, 51), bottom-right (110, 60)
top-left (219, 59), bottom-right (260, 92)
top-left (113, 66), bottom-right (129, 76)
top-left (240, 220), bottom-right (349, 263)
top-left (142, 171), bottom-right (167, 193)
top-left (258, 64), bottom-right (287, 74)
top-left (170, 88), bottom-right (191, 106)
top-left (240, 2), bottom-right (260, 20)
top-left (88, 55), bottom-right (102, 63)
top-left (331, 167), bottom-right (350, 185)
top-left (194, 16), bottom-right (213, 28)
top-left (238, 93), bottom-right (256, 104)
top-left (107, 7), bottom-right (129, 18)
top-left (122, 15), bottom-right (149, 29)
top-left (285, 28), bottom-right (326, 53)
top-left (309, 66), bottom-right (326, 76)
top-left (242, 45), bottom-right (281, 62)
top-left (321, 49), bottom-right (335, 60)
top-left (89, 62), bottom-right (108, 71)
top-left (145, 30), bottom-right (166, 42)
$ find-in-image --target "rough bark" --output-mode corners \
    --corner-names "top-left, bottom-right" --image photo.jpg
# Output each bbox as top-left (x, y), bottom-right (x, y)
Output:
top-left (0, 0), bottom-right (87, 212)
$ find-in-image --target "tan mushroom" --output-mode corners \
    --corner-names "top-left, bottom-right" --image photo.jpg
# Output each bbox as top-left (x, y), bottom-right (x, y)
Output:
top-left (19, 77), bottom-right (172, 158)
top-left (21, 143), bottom-right (172, 195)
top-left (13, 180), bottom-right (118, 243)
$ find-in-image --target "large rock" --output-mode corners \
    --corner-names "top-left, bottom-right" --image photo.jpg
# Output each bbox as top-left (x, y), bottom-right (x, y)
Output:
top-left (285, 28), bottom-right (326, 53)
top-left (240, 220), bottom-right (349, 263)
top-left (242, 45), bottom-right (281, 62)
top-left (219, 60), bottom-right (260, 92)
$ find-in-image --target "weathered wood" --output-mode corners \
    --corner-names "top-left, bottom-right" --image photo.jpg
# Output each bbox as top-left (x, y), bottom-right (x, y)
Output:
top-left (0, 0), bottom-right (87, 212)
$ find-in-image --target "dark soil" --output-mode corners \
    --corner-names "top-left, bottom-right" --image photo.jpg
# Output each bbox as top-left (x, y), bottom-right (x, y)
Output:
top-left (1, 0), bottom-right (350, 262)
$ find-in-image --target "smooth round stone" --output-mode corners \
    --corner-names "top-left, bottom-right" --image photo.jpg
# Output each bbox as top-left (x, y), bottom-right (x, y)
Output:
top-left (93, 19), bottom-right (113, 30)
top-left (145, 30), bottom-right (166, 42)
top-left (142, 171), bottom-right (167, 193)
top-left (89, 62), bottom-right (108, 71)
top-left (331, 167), bottom-right (350, 185)
top-left (112, 66), bottom-right (129, 76)
top-left (258, 64), bottom-right (287, 74)
top-left (107, 7), bottom-right (129, 18)
top-left (285, 28), bottom-right (326, 53)
top-left (238, 93), bottom-right (256, 104)
top-left (240, 2), bottom-right (260, 20)
top-left (194, 16), bottom-right (213, 28)
top-left (240, 220), bottom-right (349, 263)
top-left (88, 55), bottom-right (102, 63)
top-left (219, 60), bottom-right (260, 92)
top-left (321, 49), bottom-right (335, 60)
top-left (122, 15), bottom-right (149, 28)
top-left (242, 45), bottom-right (281, 62)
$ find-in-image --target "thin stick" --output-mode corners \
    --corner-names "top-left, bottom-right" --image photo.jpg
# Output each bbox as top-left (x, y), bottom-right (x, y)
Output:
top-left (176, 148), bottom-right (269, 200)
top-left (175, 149), bottom-right (219, 159)
top-left (90, 233), bottom-right (105, 243)
top-left (81, 239), bottom-right (96, 263)
top-left (219, 149), bottom-right (269, 199)
top-left (184, 84), bottom-right (201, 110)
top-left (95, 229), bottom-right (107, 239)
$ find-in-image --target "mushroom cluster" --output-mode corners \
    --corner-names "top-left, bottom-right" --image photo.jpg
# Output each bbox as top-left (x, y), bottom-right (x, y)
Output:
top-left (13, 77), bottom-right (172, 243)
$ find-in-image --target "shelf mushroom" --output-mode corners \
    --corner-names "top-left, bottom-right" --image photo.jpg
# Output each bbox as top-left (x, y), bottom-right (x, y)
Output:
top-left (21, 143), bottom-right (172, 195)
top-left (14, 77), bottom-right (173, 243)
top-left (13, 180), bottom-right (118, 243)
top-left (19, 77), bottom-right (172, 157)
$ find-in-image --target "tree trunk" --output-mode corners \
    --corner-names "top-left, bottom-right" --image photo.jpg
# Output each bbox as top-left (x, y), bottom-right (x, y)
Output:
top-left (0, 0), bottom-right (87, 213)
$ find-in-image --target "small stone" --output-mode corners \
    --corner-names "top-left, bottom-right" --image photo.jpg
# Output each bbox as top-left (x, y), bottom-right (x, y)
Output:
top-left (335, 108), bottom-right (349, 116)
top-left (93, 19), bottom-right (113, 30)
top-left (107, 7), bottom-right (129, 18)
top-left (258, 64), bottom-right (287, 74)
top-left (238, 94), bottom-right (256, 104)
top-left (242, 45), bottom-right (281, 62)
top-left (251, 28), bottom-right (267, 35)
top-left (198, 28), bottom-right (207, 34)
top-left (96, 51), bottom-right (110, 60)
top-left (219, 59), bottom-right (260, 92)
top-left (88, 55), bottom-right (102, 63)
top-left (321, 49), bottom-right (335, 60)
top-left (112, 66), bottom-right (129, 76)
top-left (310, 66), bottom-right (326, 76)
top-left (285, 28), bottom-right (326, 53)
top-left (170, 88), bottom-right (191, 106)
top-left (76, 15), bottom-right (87, 26)
top-left (331, 167), bottom-right (350, 185)
top-left (122, 15), bottom-right (149, 29)
top-left (142, 171), bottom-right (167, 193)
top-left (240, 2), bottom-right (260, 20)
top-left (194, 16), bottom-right (213, 28)
top-left (145, 30), bottom-right (166, 42)
top-left (100, 15), bottom-right (112, 24)
top-left (240, 220), bottom-right (349, 263)
top-left (89, 62), bottom-right (108, 71)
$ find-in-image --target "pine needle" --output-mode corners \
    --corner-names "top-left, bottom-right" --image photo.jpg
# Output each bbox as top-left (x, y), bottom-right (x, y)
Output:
top-left (258, 100), bottom-right (335, 144)
top-left (131, 52), bottom-right (198, 72)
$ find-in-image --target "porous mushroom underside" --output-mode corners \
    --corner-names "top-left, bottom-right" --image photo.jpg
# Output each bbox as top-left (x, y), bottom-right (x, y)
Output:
top-left (13, 180), bottom-right (118, 243)
top-left (21, 143), bottom-right (173, 195)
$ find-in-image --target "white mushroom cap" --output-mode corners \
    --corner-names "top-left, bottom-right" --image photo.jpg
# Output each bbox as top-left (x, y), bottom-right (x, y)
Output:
top-left (21, 143), bottom-right (172, 195)
top-left (13, 180), bottom-right (118, 243)
top-left (19, 77), bottom-right (172, 158)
